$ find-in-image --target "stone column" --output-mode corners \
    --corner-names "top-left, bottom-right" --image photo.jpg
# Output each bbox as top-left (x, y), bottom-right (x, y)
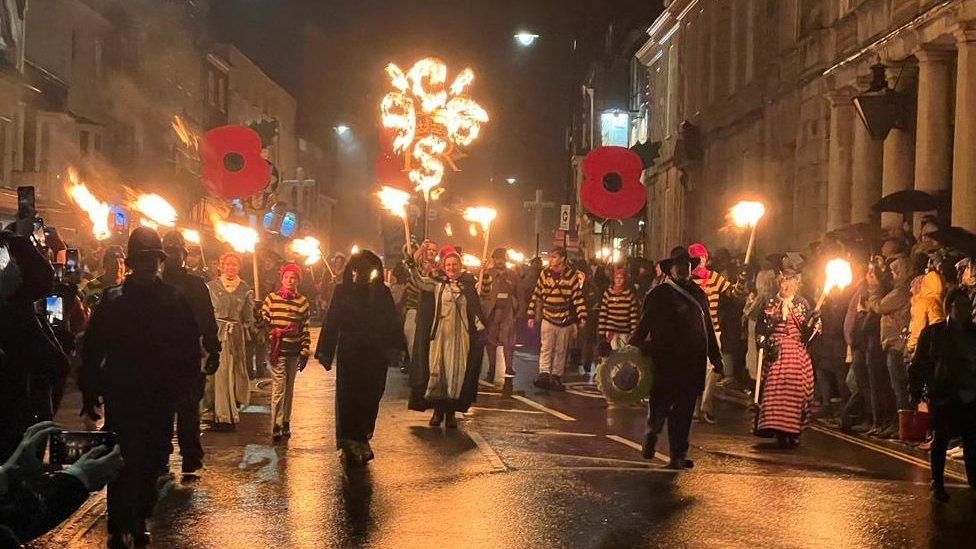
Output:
top-left (915, 47), bottom-right (954, 195)
top-left (954, 29), bottom-right (976, 231)
top-left (851, 73), bottom-right (884, 225)
top-left (825, 88), bottom-right (855, 231)
top-left (881, 62), bottom-right (917, 231)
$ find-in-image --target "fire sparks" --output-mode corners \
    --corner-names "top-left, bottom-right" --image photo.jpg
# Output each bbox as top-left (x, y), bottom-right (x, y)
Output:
top-left (181, 229), bottom-right (201, 244)
top-left (133, 193), bottom-right (178, 229)
top-left (381, 58), bottom-right (489, 198)
top-left (730, 201), bottom-right (766, 228)
top-left (64, 167), bottom-right (111, 241)
top-left (212, 217), bottom-right (258, 253)
top-left (463, 206), bottom-right (497, 232)
top-left (376, 186), bottom-right (411, 219)
top-left (462, 253), bottom-right (482, 269)
top-left (171, 115), bottom-right (199, 151)
top-left (468, 223), bottom-right (478, 237)
top-left (290, 236), bottom-right (323, 266)
top-left (823, 259), bottom-right (854, 294)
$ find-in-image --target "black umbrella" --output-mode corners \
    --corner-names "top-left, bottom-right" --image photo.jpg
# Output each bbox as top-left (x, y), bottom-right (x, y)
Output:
top-left (872, 190), bottom-right (942, 214)
top-left (826, 222), bottom-right (886, 246)
top-left (927, 227), bottom-right (976, 257)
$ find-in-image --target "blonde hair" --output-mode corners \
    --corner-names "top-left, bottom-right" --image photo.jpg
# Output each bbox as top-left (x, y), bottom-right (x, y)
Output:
top-left (219, 252), bottom-right (242, 267)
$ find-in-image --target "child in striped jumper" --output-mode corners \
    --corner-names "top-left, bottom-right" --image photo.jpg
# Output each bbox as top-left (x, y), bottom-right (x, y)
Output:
top-left (262, 263), bottom-right (311, 441)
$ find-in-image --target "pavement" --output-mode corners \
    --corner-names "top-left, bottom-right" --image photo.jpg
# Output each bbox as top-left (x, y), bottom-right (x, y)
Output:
top-left (34, 333), bottom-right (976, 548)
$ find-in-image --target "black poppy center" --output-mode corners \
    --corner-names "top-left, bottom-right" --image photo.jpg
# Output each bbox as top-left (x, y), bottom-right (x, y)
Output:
top-left (602, 172), bottom-right (623, 193)
top-left (223, 152), bottom-right (245, 172)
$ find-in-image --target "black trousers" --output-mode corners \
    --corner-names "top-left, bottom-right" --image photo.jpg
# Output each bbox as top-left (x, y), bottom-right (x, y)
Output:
top-left (166, 380), bottom-right (205, 473)
top-left (647, 383), bottom-right (699, 460)
top-left (105, 402), bottom-right (172, 535)
top-left (930, 401), bottom-right (976, 489)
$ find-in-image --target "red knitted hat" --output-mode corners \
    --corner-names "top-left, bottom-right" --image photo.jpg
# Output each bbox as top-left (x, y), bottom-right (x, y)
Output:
top-left (279, 262), bottom-right (302, 282)
top-left (438, 245), bottom-right (460, 261)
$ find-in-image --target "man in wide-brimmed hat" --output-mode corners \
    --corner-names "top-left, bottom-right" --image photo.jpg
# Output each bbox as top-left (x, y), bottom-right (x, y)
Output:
top-left (630, 247), bottom-right (723, 470)
top-left (81, 227), bottom-right (203, 547)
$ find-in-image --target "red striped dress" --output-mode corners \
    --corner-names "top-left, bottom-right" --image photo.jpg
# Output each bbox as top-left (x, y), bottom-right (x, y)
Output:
top-left (755, 297), bottom-right (815, 438)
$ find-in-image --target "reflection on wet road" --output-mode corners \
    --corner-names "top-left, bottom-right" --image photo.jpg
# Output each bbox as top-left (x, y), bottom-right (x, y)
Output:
top-left (42, 344), bottom-right (976, 548)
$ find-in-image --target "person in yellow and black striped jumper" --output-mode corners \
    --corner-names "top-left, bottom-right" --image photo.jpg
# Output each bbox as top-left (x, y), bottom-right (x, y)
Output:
top-left (528, 247), bottom-right (587, 391)
top-left (261, 263), bottom-right (311, 442)
top-left (598, 268), bottom-right (639, 351)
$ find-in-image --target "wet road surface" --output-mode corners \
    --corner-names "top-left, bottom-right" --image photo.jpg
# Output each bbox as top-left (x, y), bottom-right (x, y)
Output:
top-left (39, 337), bottom-right (976, 548)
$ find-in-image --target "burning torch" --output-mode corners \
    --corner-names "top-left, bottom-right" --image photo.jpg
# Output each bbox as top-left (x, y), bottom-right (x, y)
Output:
top-left (730, 201), bottom-right (766, 265)
top-left (181, 228), bottom-right (206, 267)
top-left (133, 193), bottom-right (178, 230)
top-left (463, 206), bottom-right (497, 291)
top-left (816, 258), bottom-right (854, 312)
top-left (64, 168), bottom-right (112, 241)
top-left (377, 186), bottom-right (412, 253)
top-left (212, 217), bottom-right (260, 292)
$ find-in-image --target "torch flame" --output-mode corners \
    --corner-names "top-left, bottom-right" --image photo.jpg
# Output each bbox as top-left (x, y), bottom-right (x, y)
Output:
top-left (290, 236), bottom-right (323, 266)
top-left (171, 115), bottom-right (199, 151)
top-left (351, 244), bottom-right (360, 255)
top-left (463, 206), bottom-right (497, 232)
top-left (462, 253), bottom-right (482, 269)
top-left (730, 201), bottom-right (766, 228)
top-left (212, 215), bottom-right (258, 253)
top-left (133, 193), bottom-right (178, 228)
top-left (181, 229), bottom-right (201, 244)
top-left (468, 223), bottom-right (478, 237)
top-left (507, 249), bottom-right (525, 263)
top-left (823, 258), bottom-right (854, 294)
top-left (64, 167), bottom-right (111, 241)
top-left (376, 186), bottom-right (411, 219)
top-left (444, 222), bottom-right (453, 237)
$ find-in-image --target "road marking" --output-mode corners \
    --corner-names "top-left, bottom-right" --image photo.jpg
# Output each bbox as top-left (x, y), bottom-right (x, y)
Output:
top-left (605, 434), bottom-right (669, 463)
top-left (511, 395), bottom-right (576, 421)
top-left (526, 450), bottom-right (659, 467)
top-left (466, 428), bottom-right (508, 473)
top-left (810, 425), bottom-right (967, 483)
top-left (519, 430), bottom-right (598, 437)
top-left (565, 388), bottom-right (605, 399)
top-left (468, 406), bottom-right (544, 415)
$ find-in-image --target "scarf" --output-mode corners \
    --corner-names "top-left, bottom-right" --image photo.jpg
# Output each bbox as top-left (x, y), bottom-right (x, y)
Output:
top-left (780, 294), bottom-right (795, 320)
top-left (221, 276), bottom-right (241, 293)
top-left (277, 287), bottom-right (297, 300)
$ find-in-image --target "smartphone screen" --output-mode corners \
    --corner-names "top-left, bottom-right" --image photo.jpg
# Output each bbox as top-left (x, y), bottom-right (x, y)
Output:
top-left (49, 431), bottom-right (116, 466)
top-left (45, 295), bottom-right (63, 324)
top-left (32, 218), bottom-right (45, 247)
top-left (65, 248), bottom-right (81, 282)
top-left (17, 186), bottom-right (35, 219)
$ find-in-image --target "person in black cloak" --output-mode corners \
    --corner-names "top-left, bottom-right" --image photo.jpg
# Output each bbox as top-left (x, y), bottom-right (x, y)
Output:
top-left (315, 249), bottom-right (406, 466)
top-left (407, 245), bottom-right (487, 428)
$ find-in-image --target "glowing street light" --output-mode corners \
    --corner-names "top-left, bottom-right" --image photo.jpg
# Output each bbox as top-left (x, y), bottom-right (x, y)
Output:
top-left (505, 177), bottom-right (518, 185)
top-left (515, 32), bottom-right (540, 47)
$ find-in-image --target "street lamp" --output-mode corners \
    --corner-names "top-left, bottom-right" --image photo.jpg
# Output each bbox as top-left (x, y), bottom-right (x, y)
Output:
top-left (506, 176), bottom-right (518, 185)
top-left (514, 32), bottom-right (540, 47)
top-left (852, 63), bottom-right (904, 141)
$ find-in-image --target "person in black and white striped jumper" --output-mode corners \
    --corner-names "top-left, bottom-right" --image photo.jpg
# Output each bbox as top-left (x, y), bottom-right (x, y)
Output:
top-left (598, 268), bottom-right (639, 351)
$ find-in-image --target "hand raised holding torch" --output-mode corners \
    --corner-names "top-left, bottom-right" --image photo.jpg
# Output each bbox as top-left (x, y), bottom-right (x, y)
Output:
top-left (730, 201), bottom-right (765, 266)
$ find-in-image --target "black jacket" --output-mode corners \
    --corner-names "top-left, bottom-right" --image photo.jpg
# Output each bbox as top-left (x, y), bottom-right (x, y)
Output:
top-left (630, 278), bottom-right (723, 393)
top-left (0, 470), bottom-right (88, 546)
top-left (162, 265), bottom-right (220, 357)
top-left (909, 321), bottom-right (976, 407)
top-left (81, 277), bottom-right (202, 409)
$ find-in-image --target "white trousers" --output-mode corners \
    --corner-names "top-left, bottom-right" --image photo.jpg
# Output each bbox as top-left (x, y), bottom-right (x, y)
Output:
top-left (270, 356), bottom-right (300, 432)
top-left (539, 321), bottom-right (574, 377)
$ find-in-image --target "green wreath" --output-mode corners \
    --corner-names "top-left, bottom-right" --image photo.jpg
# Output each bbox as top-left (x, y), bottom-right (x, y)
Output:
top-left (595, 346), bottom-right (653, 404)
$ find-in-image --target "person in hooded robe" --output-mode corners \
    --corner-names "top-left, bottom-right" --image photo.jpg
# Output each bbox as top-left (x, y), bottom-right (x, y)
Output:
top-left (315, 249), bottom-right (406, 466)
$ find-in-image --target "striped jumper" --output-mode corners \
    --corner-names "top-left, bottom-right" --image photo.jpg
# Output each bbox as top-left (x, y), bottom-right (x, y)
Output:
top-left (598, 287), bottom-right (639, 336)
top-left (261, 292), bottom-right (311, 357)
top-left (529, 267), bottom-right (587, 326)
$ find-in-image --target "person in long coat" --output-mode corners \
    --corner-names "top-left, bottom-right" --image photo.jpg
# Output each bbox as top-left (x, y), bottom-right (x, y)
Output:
top-left (630, 248), bottom-right (723, 470)
top-left (754, 271), bottom-right (816, 447)
top-left (315, 250), bottom-right (407, 466)
top-left (408, 246), bottom-right (486, 428)
top-left (203, 252), bottom-right (254, 431)
top-left (910, 288), bottom-right (976, 502)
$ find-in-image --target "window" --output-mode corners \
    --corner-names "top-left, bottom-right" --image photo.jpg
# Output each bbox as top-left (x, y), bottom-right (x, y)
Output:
top-left (207, 71), bottom-right (216, 106)
top-left (80, 130), bottom-right (90, 156)
top-left (217, 75), bottom-right (227, 112)
top-left (94, 133), bottom-right (102, 152)
top-left (666, 45), bottom-right (677, 138)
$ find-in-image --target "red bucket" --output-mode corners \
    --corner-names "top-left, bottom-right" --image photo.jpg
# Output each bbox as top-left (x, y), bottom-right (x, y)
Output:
top-left (898, 409), bottom-right (930, 441)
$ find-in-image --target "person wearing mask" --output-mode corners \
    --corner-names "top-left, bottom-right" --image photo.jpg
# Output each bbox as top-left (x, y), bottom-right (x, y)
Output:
top-left (204, 253), bottom-right (255, 432)
top-left (688, 242), bottom-right (737, 424)
top-left (754, 271), bottom-right (816, 448)
top-left (598, 268), bottom-right (639, 350)
top-left (0, 421), bottom-right (123, 546)
top-left (261, 263), bottom-right (311, 442)
top-left (480, 247), bottom-right (521, 385)
top-left (161, 231), bottom-right (221, 478)
top-left (316, 250), bottom-right (407, 465)
top-left (528, 247), bottom-right (587, 391)
top-left (910, 288), bottom-right (976, 502)
top-left (408, 247), bottom-right (486, 428)
top-left (869, 257), bottom-right (914, 436)
top-left (630, 248), bottom-right (723, 469)
top-left (81, 227), bottom-right (202, 547)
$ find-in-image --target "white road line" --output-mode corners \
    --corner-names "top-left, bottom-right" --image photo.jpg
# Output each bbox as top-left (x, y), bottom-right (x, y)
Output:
top-left (467, 406), bottom-right (545, 415)
top-left (565, 388), bottom-right (605, 399)
top-left (810, 425), bottom-right (967, 483)
top-left (520, 430), bottom-right (598, 437)
top-left (511, 395), bottom-right (576, 421)
top-left (466, 428), bottom-right (508, 473)
top-left (605, 434), bottom-right (669, 463)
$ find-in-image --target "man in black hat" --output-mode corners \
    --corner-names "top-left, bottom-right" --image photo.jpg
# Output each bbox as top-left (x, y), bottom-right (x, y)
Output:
top-left (630, 247), bottom-right (723, 470)
top-left (161, 230), bottom-right (221, 479)
top-left (81, 227), bottom-right (203, 547)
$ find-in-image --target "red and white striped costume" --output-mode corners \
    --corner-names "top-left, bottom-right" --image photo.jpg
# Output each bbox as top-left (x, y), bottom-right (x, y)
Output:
top-left (755, 296), bottom-right (815, 437)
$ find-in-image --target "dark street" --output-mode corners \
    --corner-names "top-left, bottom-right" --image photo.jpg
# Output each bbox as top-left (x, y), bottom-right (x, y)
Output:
top-left (36, 331), bottom-right (976, 549)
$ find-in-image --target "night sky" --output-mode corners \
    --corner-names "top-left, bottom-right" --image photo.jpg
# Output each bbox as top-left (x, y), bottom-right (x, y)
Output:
top-left (211, 0), bottom-right (660, 249)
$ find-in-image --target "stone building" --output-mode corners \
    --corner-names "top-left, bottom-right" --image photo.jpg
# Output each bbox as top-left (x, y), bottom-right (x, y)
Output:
top-left (637, 0), bottom-right (976, 259)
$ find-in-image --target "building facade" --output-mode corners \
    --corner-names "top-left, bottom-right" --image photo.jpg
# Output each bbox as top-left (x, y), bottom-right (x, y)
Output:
top-left (637, 0), bottom-right (976, 259)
